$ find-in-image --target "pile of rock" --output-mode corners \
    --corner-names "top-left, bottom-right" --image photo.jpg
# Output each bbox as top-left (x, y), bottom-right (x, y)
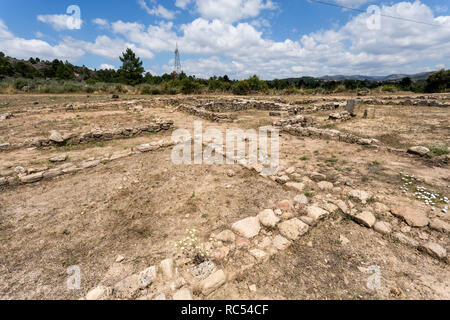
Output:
top-left (328, 111), bottom-right (352, 121)
top-left (0, 139), bottom-right (176, 188)
top-left (281, 125), bottom-right (380, 147)
top-left (274, 115), bottom-right (315, 127)
top-left (3, 119), bottom-right (174, 150)
top-left (178, 104), bottom-right (236, 123)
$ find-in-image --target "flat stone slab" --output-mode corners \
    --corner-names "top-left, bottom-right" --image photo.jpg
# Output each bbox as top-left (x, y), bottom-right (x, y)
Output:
top-left (231, 217), bottom-right (261, 238)
top-left (373, 221), bottom-right (392, 235)
top-left (407, 146), bottom-right (430, 156)
top-left (286, 182), bottom-right (305, 192)
top-left (391, 205), bottom-right (429, 227)
top-left (393, 232), bottom-right (419, 248)
top-left (200, 270), bottom-right (226, 295)
top-left (354, 211), bottom-right (376, 228)
top-left (430, 218), bottom-right (450, 233)
top-left (420, 242), bottom-right (447, 259)
top-left (278, 218), bottom-right (309, 241)
top-left (306, 206), bottom-right (329, 221)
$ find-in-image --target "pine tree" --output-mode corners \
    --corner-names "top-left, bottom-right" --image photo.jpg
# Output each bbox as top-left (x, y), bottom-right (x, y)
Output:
top-left (118, 48), bottom-right (145, 85)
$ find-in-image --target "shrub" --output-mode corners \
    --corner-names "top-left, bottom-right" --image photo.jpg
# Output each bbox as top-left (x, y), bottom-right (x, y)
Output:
top-left (382, 85), bottom-right (395, 92)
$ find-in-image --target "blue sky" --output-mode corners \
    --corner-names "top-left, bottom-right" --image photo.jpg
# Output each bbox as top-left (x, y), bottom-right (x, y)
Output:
top-left (0, 0), bottom-right (449, 79)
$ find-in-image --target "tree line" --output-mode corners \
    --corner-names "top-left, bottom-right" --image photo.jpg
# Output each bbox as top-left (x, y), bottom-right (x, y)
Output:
top-left (0, 49), bottom-right (449, 94)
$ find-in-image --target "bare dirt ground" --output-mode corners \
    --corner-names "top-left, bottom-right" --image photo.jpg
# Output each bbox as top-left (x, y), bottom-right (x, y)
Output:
top-left (0, 93), bottom-right (448, 300)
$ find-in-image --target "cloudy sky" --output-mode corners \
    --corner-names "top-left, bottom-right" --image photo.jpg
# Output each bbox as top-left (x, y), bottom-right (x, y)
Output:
top-left (0, 0), bottom-right (449, 79)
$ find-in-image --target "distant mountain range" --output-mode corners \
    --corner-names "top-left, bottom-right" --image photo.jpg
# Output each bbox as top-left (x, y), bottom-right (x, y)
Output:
top-left (314, 71), bottom-right (435, 82)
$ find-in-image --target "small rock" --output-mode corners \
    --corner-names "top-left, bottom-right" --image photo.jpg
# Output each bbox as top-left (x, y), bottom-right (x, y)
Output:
top-left (407, 146), bottom-right (430, 156)
top-left (231, 217), bottom-right (261, 239)
top-left (430, 218), bottom-right (450, 233)
top-left (286, 182), bottom-right (305, 192)
top-left (249, 249), bottom-right (268, 261)
top-left (348, 189), bottom-right (373, 204)
top-left (318, 181), bottom-right (333, 191)
top-left (140, 266), bottom-right (157, 283)
top-left (249, 284), bottom-right (257, 292)
top-left (354, 211), bottom-right (376, 228)
top-left (200, 270), bottom-right (226, 295)
top-left (212, 246), bottom-right (230, 262)
top-left (300, 216), bottom-right (315, 226)
top-left (160, 258), bottom-right (175, 279)
top-left (373, 221), bottom-right (392, 235)
top-left (191, 260), bottom-right (216, 281)
top-left (86, 286), bottom-right (111, 300)
top-left (321, 202), bottom-right (339, 214)
top-left (306, 206), bottom-right (329, 221)
top-left (374, 202), bottom-right (390, 215)
top-left (420, 242), bottom-right (447, 259)
top-left (293, 194), bottom-right (308, 205)
top-left (49, 154), bottom-right (67, 162)
top-left (114, 273), bottom-right (152, 298)
top-left (401, 226), bottom-right (411, 233)
top-left (173, 288), bottom-right (193, 300)
top-left (272, 235), bottom-right (291, 250)
top-left (49, 130), bottom-right (64, 143)
top-left (274, 200), bottom-right (294, 212)
top-left (81, 160), bottom-right (100, 169)
top-left (339, 235), bottom-right (350, 245)
top-left (310, 172), bottom-right (326, 182)
top-left (276, 175), bottom-right (290, 184)
top-left (393, 232), bottom-right (419, 248)
top-left (278, 218), bottom-right (309, 241)
top-left (153, 293), bottom-right (166, 300)
top-left (335, 200), bottom-right (349, 213)
top-left (257, 209), bottom-right (280, 228)
top-left (19, 172), bottom-right (44, 184)
top-left (235, 236), bottom-right (251, 249)
top-left (214, 230), bottom-right (235, 243)
top-left (115, 255), bottom-right (125, 263)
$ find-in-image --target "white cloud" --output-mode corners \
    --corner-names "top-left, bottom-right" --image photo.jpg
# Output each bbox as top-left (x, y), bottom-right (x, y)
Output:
top-left (98, 63), bottom-right (115, 70)
top-left (335, 0), bottom-right (371, 7)
top-left (68, 35), bottom-right (154, 60)
top-left (0, 19), bottom-right (84, 61)
top-left (92, 18), bottom-right (109, 28)
top-left (175, 0), bottom-right (193, 9)
top-left (37, 14), bottom-right (82, 31)
top-left (138, 0), bottom-right (176, 20)
top-left (195, 0), bottom-right (276, 23)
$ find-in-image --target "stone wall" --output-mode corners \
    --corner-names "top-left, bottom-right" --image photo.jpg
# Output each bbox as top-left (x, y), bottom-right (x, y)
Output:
top-left (0, 119), bottom-right (174, 151)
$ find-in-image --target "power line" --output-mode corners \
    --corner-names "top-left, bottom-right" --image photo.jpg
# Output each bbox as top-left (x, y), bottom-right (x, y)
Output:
top-left (308, 0), bottom-right (448, 28)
